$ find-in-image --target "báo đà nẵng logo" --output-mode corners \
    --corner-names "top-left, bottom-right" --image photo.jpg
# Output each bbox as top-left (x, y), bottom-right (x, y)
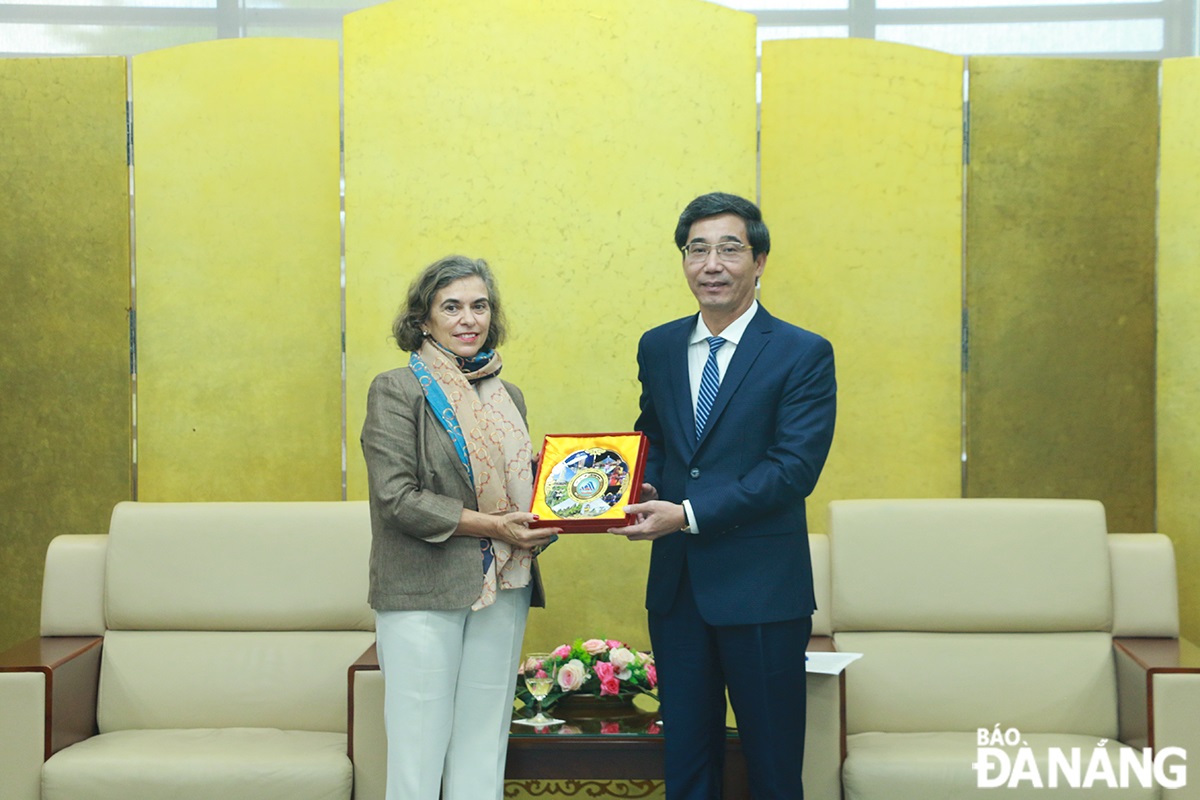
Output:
top-left (973, 725), bottom-right (1187, 789)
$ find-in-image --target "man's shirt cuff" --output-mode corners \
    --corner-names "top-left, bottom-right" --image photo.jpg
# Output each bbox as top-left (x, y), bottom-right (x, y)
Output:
top-left (681, 500), bottom-right (698, 534)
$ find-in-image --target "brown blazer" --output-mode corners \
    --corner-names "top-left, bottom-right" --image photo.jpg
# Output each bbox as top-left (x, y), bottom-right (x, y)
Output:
top-left (360, 365), bottom-right (545, 611)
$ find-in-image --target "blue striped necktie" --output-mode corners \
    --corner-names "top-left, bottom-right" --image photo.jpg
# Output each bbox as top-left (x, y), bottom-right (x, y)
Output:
top-left (695, 336), bottom-right (726, 440)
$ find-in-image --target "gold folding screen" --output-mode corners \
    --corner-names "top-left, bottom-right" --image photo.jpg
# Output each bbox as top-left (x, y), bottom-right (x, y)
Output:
top-left (760, 39), bottom-right (966, 526)
top-left (964, 58), bottom-right (1158, 534)
top-left (1158, 58), bottom-right (1200, 644)
top-left (343, 0), bottom-right (756, 653)
top-left (131, 39), bottom-right (342, 502)
top-left (0, 57), bottom-right (132, 652)
top-left (1, 14), bottom-right (1197, 657)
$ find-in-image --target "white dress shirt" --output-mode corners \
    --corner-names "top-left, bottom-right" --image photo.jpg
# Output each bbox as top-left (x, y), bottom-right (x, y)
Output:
top-left (680, 300), bottom-right (759, 533)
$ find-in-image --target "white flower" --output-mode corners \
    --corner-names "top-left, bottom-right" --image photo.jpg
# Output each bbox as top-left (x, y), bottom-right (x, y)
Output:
top-left (557, 659), bottom-right (587, 692)
top-left (609, 647), bottom-right (635, 679)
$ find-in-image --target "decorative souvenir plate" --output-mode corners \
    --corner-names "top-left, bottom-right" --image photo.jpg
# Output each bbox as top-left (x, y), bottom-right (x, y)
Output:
top-left (529, 433), bottom-right (648, 532)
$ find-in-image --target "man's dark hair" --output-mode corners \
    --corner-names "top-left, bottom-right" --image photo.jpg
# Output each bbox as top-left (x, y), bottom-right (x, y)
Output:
top-left (674, 192), bottom-right (771, 258)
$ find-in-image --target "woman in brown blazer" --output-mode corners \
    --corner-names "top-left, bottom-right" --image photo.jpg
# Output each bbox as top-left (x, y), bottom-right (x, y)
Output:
top-left (360, 255), bottom-right (558, 800)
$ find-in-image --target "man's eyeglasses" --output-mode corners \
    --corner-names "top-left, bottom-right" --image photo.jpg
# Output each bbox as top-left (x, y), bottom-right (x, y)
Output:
top-left (682, 242), bottom-right (753, 263)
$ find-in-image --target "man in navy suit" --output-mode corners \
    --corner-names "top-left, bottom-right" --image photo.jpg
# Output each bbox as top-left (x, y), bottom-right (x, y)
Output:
top-left (613, 192), bottom-right (836, 799)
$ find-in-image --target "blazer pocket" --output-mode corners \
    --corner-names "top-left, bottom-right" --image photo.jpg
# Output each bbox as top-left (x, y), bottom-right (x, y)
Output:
top-left (726, 514), bottom-right (795, 538)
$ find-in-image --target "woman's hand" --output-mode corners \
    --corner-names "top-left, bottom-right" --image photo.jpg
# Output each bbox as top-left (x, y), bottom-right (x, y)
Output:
top-left (490, 511), bottom-right (560, 549)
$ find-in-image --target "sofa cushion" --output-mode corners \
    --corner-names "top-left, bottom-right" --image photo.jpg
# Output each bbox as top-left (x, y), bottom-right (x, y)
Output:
top-left (97, 630), bottom-right (374, 733)
top-left (835, 631), bottom-right (1118, 737)
top-left (844, 731), bottom-right (1161, 800)
top-left (42, 728), bottom-right (352, 800)
top-left (105, 501), bottom-right (373, 632)
top-left (830, 499), bottom-right (1112, 633)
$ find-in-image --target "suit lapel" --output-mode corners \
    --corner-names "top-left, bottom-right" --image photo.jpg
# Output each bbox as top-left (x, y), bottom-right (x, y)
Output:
top-left (422, 402), bottom-right (474, 491)
top-left (695, 307), bottom-right (771, 450)
top-left (669, 316), bottom-right (698, 449)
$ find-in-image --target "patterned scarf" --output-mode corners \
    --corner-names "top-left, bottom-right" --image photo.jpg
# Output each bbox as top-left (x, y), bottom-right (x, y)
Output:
top-left (409, 339), bottom-right (534, 610)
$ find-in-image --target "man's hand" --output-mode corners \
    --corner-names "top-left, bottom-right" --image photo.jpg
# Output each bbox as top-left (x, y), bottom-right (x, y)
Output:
top-left (610, 499), bottom-right (686, 541)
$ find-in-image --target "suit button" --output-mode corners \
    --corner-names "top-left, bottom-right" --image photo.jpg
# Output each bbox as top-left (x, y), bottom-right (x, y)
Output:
top-left (689, 468), bottom-right (700, 479)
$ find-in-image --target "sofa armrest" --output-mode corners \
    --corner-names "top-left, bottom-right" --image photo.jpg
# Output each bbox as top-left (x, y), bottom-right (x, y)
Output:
top-left (806, 635), bottom-right (846, 799)
top-left (349, 643), bottom-right (384, 800)
top-left (0, 636), bottom-right (101, 800)
top-left (808, 635), bottom-right (836, 653)
top-left (1114, 637), bottom-right (1200, 756)
top-left (0, 636), bottom-right (102, 759)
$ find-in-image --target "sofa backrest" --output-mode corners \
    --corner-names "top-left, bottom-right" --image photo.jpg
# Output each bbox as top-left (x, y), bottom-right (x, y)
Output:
top-left (103, 501), bottom-right (374, 632)
top-left (96, 501), bottom-right (374, 734)
top-left (829, 498), bottom-right (1118, 738)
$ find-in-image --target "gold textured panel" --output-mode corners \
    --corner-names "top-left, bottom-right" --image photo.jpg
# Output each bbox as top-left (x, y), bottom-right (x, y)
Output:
top-left (1157, 57), bottom-right (1200, 644)
top-left (760, 38), bottom-right (965, 528)
top-left (965, 58), bottom-right (1157, 533)
top-left (132, 39), bottom-right (342, 501)
top-left (343, 0), bottom-right (756, 655)
top-left (0, 57), bottom-right (131, 651)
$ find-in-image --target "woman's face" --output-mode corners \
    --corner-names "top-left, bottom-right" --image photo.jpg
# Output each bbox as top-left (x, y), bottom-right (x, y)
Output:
top-left (424, 275), bottom-right (492, 359)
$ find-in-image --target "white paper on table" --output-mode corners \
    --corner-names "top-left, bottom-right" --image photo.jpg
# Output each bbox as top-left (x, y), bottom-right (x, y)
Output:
top-left (804, 651), bottom-right (862, 675)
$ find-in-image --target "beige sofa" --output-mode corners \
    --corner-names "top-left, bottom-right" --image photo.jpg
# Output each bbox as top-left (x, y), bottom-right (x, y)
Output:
top-left (0, 501), bottom-right (375, 800)
top-left (824, 498), bottom-right (1200, 800)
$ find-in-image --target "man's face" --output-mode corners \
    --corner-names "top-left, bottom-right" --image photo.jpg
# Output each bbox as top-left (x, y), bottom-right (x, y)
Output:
top-left (682, 213), bottom-right (766, 323)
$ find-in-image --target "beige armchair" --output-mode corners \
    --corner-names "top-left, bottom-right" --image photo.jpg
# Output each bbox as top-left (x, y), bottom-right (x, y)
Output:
top-left (825, 498), bottom-right (1199, 800)
top-left (0, 501), bottom-right (375, 800)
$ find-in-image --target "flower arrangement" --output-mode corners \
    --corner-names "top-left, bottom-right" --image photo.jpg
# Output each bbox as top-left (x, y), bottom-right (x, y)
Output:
top-left (515, 637), bottom-right (657, 710)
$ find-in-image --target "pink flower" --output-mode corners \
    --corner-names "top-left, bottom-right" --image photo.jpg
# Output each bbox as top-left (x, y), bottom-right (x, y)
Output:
top-left (606, 639), bottom-right (623, 650)
top-left (646, 663), bottom-right (657, 688)
top-left (601, 721), bottom-right (620, 734)
top-left (582, 638), bottom-right (609, 656)
top-left (552, 644), bottom-right (571, 658)
top-left (646, 721), bottom-right (661, 734)
top-left (594, 661), bottom-right (620, 696)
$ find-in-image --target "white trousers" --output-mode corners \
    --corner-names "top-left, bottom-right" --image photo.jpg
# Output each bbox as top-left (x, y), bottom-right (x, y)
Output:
top-left (375, 585), bottom-right (531, 800)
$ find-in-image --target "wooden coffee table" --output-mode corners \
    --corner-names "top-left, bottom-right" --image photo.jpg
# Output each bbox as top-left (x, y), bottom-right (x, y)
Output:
top-left (505, 710), bottom-right (751, 799)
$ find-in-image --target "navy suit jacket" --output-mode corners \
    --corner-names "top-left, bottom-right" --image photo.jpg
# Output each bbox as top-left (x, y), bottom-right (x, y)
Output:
top-left (634, 304), bottom-right (836, 626)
